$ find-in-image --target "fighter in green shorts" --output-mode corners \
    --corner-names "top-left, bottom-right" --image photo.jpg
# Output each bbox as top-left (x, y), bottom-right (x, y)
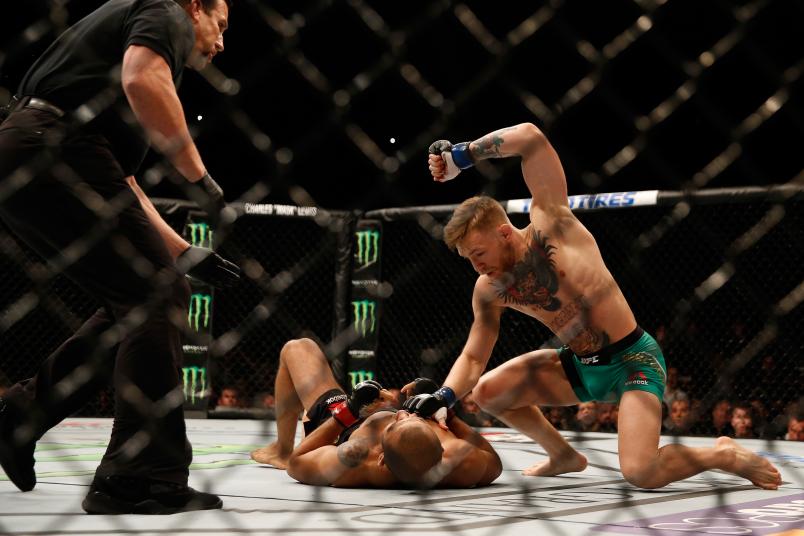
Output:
top-left (559, 327), bottom-right (667, 404)
top-left (403, 121), bottom-right (781, 491)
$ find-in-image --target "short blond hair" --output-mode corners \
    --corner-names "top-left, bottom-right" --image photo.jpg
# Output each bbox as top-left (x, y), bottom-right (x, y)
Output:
top-left (443, 196), bottom-right (509, 250)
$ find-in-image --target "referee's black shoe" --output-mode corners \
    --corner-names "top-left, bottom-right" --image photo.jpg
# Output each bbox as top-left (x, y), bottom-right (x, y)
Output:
top-left (82, 475), bottom-right (223, 515)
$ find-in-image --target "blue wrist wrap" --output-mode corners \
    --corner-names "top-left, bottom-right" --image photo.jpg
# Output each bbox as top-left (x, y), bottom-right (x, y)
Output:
top-left (435, 386), bottom-right (457, 408)
top-left (450, 142), bottom-right (475, 169)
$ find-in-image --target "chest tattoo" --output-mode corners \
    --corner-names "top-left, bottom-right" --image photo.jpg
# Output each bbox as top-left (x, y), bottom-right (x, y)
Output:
top-left (495, 230), bottom-right (562, 311)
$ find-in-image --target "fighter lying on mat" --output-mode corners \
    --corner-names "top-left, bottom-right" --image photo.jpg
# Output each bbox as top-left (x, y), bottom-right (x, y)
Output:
top-left (250, 338), bottom-right (502, 488)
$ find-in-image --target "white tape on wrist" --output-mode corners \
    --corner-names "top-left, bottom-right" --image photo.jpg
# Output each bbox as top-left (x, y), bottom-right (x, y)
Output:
top-left (439, 151), bottom-right (462, 182)
top-left (433, 406), bottom-right (448, 424)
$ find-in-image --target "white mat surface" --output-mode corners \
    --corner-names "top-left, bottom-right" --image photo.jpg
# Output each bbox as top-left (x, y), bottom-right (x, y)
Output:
top-left (1, 418), bottom-right (802, 535)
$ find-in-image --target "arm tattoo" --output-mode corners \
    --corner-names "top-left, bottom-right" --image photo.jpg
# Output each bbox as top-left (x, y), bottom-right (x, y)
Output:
top-left (337, 439), bottom-right (369, 468)
top-left (471, 126), bottom-right (516, 160)
top-left (494, 229), bottom-right (561, 311)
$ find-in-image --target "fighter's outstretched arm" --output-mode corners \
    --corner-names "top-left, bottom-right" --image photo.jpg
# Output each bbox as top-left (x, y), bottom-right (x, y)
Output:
top-left (442, 280), bottom-right (502, 399)
top-left (401, 281), bottom-right (501, 427)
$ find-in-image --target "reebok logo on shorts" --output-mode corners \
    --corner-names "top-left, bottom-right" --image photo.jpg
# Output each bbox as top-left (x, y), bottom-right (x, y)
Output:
top-left (625, 371), bottom-right (649, 386)
top-left (325, 394), bottom-right (348, 412)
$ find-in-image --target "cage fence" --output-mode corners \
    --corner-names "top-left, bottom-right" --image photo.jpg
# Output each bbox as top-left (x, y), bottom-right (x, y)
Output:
top-left (0, 0), bottom-right (802, 533)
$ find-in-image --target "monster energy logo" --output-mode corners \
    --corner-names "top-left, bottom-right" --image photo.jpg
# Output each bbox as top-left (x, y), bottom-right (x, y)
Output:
top-left (188, 293), bottom-right (212, 331)
top-left (355, 230), bottom-right (380, 268)
top-left (348, 370), bottom-right (374, 387)
top-left (352, 300), bottom-right (376, 337)
top-left (182, 366), bottom-right (207, 404)
top-left (186, 223), bottom-right (213, 248)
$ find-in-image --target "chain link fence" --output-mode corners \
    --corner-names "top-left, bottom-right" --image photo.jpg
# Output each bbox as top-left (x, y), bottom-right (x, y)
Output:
top-left (373, 189), bottom-right (803, 439)
top-left (0, 0), bottom-right (803, 532)
top-left (2, 188), bottom-right (801, 439)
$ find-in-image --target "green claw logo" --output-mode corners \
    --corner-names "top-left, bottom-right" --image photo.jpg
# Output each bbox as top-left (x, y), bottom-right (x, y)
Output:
top-left (188, 293), bottom-right (212, 331)
top-left (187, 223), bottom-right (214, 248)
top-left (348, 370), bottom-right (374, 388)
top-left (351, 299), bottom-right (376, 337)
top-left (355, 230), bottom-right (380, 268)
top-left (182, 366), bottom-right (207, 403)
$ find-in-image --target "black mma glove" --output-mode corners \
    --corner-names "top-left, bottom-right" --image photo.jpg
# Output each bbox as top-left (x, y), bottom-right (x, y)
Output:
top-left (410, 377), bottom-right (439, 396)
top-left (428, 140), bottom-right (475, 181)
top-left (188, 172), bottom-right (227, 227)
top-left (331, 380), bottom-right (383, 428)
top-left (178, 246), bottom-right (241, 289)
top-left (402, 386), bottom-right (457, 424)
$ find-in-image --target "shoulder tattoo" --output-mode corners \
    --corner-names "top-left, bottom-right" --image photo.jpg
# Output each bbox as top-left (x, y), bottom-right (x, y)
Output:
top-left (337, 439), bottom-right (369, 468)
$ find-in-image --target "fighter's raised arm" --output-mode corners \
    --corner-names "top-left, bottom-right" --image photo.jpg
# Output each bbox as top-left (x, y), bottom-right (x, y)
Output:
top-left (428, 123), bottom-right (569, 211)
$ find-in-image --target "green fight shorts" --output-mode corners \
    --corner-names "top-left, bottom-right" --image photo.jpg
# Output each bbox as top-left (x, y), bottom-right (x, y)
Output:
top-left (558, 327), bottom-right (667, 403)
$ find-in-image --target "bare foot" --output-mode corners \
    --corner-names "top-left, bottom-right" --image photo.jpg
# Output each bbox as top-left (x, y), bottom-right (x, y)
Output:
top-left (250, 442), bottom-right (291, 470)
top-left (522, 450), bottom-right (588, 477)
top-left (715, 436), bottom-right (782, 490)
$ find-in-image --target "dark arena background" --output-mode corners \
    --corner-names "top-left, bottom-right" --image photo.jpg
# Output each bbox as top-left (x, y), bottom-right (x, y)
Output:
top-left (0, 1), bottom-right (803, 535)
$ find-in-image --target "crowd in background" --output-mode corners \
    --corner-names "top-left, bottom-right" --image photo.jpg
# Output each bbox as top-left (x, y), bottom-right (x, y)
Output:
top-left (3, 320), bottom-right (799, 442)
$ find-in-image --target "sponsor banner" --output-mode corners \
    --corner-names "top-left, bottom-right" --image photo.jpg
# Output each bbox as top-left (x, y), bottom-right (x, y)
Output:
top-left (353, 220), bottom-right (382, 279)
top-left (348, 219), bottom-right (382, 391)
top-left (506, 190), bottom-right (659, 213)
top-left (185, 221), bottom-right (214, 248)
top-left (244, 203), bottom-right (318, 217)
top-left (182, 344), bottom-right (209, 355)
top-left (181, 365), bottom-right (209, 408)
top-left (347, 369), bottom-right (375, 388)
top-left (188, 292), bottom-right (213, 333)
top-left (593, 492), bottom-right (804, 536)
top-left (351, 298), bottom-right (378, 338)
top-left (347, 294), bottom-right (378, 376)
top-left (348, 349), bottom-right (375, 359)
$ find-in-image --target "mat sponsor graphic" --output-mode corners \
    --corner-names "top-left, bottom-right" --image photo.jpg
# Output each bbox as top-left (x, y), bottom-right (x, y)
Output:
top-left (355, 229), bottom-right (380, 268)
top-left (594, 492), bottom-right (804, 535)
top-left (182, 366), bottom-right (207, 404)
top-left (0, 440), bottom-right (261, 481)
top-left (188, 293), bottom-right (212, 331)
top-left (352, 299), bottom-right (376, 336)
top-left (186, 222), bottom-right (213, 248)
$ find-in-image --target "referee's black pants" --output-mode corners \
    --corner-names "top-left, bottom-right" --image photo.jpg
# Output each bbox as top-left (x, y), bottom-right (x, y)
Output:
top-left (0, 107), bottom-right (192, 484)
